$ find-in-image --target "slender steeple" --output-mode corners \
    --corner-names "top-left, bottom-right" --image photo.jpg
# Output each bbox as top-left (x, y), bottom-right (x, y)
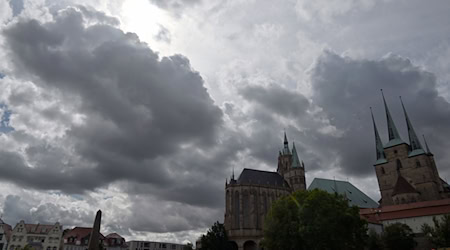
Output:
top-left (291, 142), bottom-right (301, 168)
top-left (371, 107), bottom-right (386, 164)
top-left (400, 96), bottom-right (424, 155)
top-left (381, 90), bottom-right (404, 148)
top-left (423, 134), bottom-right (432, 154)
top-left (282, 132), bottom-right (290, 155)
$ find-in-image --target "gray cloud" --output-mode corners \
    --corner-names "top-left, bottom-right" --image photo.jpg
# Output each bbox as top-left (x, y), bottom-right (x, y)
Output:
top-left (148, 0), bottom-right (201, 14)
top-left (0, 5), bottom-right (232, 233)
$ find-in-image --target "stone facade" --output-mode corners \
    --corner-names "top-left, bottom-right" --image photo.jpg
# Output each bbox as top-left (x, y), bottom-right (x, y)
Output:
top-left (224, 134), bottom-right (306, 250)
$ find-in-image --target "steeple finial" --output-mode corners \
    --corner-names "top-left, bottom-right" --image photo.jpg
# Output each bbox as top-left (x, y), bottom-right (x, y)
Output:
top-left (400, 96), bottom-right (423, 152)
top-left (371, 107), bottom-right (386, 162)
top-left (232, 166), bottom-right (235, 180)
top-left (282, 131), bottom-right (290, 155)
top-left (422, 134), bottom-right (432, 154)
top-left (291, 142), bottom-right (301, 168)
top-left (381, 89), bottom-right (403, 147)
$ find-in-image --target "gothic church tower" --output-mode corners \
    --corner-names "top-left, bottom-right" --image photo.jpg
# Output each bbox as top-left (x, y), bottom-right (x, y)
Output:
top-left (277, 133), bottom-right (306, 191)
top-left (372, 91), bottom-right (449, 206)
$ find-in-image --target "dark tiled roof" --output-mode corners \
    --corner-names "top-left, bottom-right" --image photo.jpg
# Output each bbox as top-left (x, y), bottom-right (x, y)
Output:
top-left (392, 175), bottom-right (418, 196)
top-left (308, 178), bottom-right (379, 208)
top-left (64, 227), bottom-right (105, 246)
top-left (24, 224), bottom-right (57, 234)
top-left (237, 169), bottom-right (288, 187)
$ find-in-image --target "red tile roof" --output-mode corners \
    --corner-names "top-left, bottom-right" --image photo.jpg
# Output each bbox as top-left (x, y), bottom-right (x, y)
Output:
top-left (105, 233), bottom-right (123, 239)
top-left (24, 224), bottom-right (57, 234)
top-left (360, 198), bottom-right (450, 221)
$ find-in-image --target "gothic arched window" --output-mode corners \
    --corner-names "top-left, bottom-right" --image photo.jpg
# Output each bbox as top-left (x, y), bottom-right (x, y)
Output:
top-left (396, 159), bottom-right (403, 170)
top-left (242, 191), bottom-right (250, 228)
top-left (234, 191), bottom-right (240, 229)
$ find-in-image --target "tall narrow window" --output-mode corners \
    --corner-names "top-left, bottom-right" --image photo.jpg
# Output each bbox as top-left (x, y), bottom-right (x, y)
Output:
top-left (234, 191), bottom-right (240, 229)
top-left (243, 191), bottom-right (250, 228)
top-left (381, 167), bottom-right (385, 174)
top-left (416, 160), bottom-right (421, 168)
top-left (396, 159), bottom-right (403, 170)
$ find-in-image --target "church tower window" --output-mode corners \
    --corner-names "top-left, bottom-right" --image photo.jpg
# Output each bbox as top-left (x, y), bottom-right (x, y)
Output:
top-left (396, 159), bottom-right (403, 170)
top-left (234, 191), bottom-right (240, 229)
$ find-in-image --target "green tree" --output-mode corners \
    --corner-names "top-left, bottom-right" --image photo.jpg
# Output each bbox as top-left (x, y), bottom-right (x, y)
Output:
top-left (367, 229), bottom-right (383, 250)
top-left (183, 242), bottom-right (194, 250)
top-left (382, 223), bottom-right (416, 250)
top-left (262, 189), bottom-right (368, 250)
top-left (422, 214), bottom-right (450, 248)
top-left (199, 221), bottom-right (230, 250)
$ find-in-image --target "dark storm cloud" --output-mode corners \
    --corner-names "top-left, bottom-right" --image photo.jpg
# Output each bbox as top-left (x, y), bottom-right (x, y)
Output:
top-left (1, 6), bottom-right (223, 197)
top-left (240, 85), bottom-right (310, 118)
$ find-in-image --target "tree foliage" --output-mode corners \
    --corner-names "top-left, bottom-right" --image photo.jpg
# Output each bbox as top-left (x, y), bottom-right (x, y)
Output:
top-left (367, 229), bottom-right (383, 250)
top-left (199, 221), bottom-right (230, 250)
top-left (382, 223), bottom-right (416, 250)
top-left (262, 189), bottom-right (368, 250)
top-left (422, 214), bottom-right (450, 248)
top-left (183, 243), bottom-right (194, 250)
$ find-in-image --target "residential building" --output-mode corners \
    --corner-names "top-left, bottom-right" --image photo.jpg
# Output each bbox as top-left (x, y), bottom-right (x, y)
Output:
top-left (9, 221), bottom-right (63, 250)
top-left (127, 240), bottom-right (185, 250)
top-left (0, 219), bottom-right (12, 250)
top-left (63, 227), bottom-right (105, 250)
top-left (104, 233), bottom-right (127, 250)
top-left (224, 133), bottom-right (306, 250)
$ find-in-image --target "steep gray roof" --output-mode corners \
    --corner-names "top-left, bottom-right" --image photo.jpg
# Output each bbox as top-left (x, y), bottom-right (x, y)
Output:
top-left (237, 168), bottom-right (288, 187)
top-left (382, 90), bottom-right (405, 148)
top-left (308, 178), bottom-right (379, 208)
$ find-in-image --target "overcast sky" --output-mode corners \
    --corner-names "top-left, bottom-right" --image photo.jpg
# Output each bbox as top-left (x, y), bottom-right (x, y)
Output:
top-left (1, 0), bottom-right (450, 245)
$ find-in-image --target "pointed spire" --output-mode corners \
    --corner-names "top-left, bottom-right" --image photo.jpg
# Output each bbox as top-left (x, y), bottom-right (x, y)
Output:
top-left (371, 107), bottom-right (386, 163)
top-left (291, 142), bottom-right (301, 168)
top-left (232, 166), bottom-right (235, 180)
top-left (423, 134), bottom-right (432, 154)
top-left (282, 131), bottom-right (290, 155)
top-left (400, 96), bottom-right (423, 153)
top-left (381, 90), bottom-right (404, 147)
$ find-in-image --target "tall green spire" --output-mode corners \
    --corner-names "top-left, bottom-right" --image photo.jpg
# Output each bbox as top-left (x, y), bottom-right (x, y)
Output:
top-left (381, 90), bottom-right (404, 148)
top-left (291, 142), bottom-right (302, 168)
top-left (371, 107), bottom-right (386, 164)
top-left (400, 97), bottom-right (424, 156)
top-left (283, 132), bottom-right (290, 155)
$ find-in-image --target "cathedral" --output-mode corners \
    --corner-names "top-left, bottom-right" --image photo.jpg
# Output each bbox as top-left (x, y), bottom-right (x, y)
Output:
top-left (224, 133), bottom-right (306, 250)
top-left (371, 92), bottom-right (450, 206)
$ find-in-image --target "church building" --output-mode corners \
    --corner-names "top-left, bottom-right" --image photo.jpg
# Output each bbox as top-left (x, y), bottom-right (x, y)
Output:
top-left (224, 133), bottom-right (306, 250)
top-left (371, 92), bottom-right (450, 206)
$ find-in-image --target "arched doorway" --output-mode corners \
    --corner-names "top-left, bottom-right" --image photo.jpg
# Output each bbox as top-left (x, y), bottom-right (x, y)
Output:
top-left (243, 240), bottom-right (257, 250)
top-left (229, 241), bottom-right (238, 250)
